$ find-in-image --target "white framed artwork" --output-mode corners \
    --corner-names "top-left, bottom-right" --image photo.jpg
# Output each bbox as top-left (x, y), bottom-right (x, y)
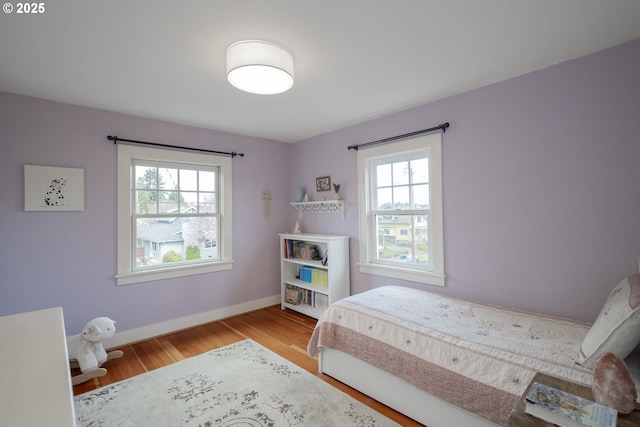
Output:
top-left (24, 165), bottom-right (84, 211)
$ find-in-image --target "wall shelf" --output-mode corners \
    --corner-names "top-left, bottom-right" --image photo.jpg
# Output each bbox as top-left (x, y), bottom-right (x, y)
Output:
top-left (290, 200), bottom-right (344, 219)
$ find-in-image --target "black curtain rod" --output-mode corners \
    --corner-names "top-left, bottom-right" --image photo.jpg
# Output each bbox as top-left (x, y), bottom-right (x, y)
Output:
top-left (347, 122), bottom-right (450, 151)
top-left (107, 135), bottom-right (245, 158)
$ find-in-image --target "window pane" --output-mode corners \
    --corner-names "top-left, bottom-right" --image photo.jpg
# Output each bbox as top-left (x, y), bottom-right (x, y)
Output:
top-left (410, 158), bottom-right (428, 184)
top-left (159, 168), bottom-right (178, 190)
top-left (393, 186), bottom-right (410, 209)
top-left (179, 169), bottom-right (198, 191)
top-left (376, 163), bottom-right (391, 187)
top-left (392, 161), bottom-right (409, 185)
top-left (413, 184), bottom-right (429, 209)
top-left (180, 191), bottom-right (198, 207)
top-left (135, 166), bottom-right (157, 190)
top-left (199, 170), bottom-right (216, 192)
top-left (158, 195), bottom-right (176, 214)
top-left (135, 190), bottom-right (157, 214)
top-left (199, 192), bottom-right (217, 213)
top-left (375, 214), bottom-right (429, 266)
top-left (376, 187), bottom-right (392, 210)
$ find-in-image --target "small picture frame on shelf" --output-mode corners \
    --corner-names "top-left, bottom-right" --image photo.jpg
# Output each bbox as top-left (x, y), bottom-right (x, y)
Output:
top-left (316, 176), bottom-right (331, 192)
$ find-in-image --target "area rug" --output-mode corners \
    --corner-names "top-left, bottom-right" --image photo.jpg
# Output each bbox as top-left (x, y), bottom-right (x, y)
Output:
top-left (74, 339), bottom-right (400, 426)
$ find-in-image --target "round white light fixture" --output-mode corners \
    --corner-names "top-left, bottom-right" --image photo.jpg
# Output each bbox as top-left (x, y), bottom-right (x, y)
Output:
top-left (226, 40), bottom-right (294, 95)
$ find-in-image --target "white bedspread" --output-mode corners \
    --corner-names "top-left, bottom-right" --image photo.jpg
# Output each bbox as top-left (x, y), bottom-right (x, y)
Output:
top-left (308, 286), bottom-right (594, 426)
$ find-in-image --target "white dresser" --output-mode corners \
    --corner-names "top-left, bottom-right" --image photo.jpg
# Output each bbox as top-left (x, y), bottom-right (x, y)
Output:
top-left (0, 307), bottom-right (76, 427)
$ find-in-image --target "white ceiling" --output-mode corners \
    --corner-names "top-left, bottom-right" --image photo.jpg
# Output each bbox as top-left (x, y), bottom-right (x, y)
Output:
top-left (1, 1), bottom-right (639, 143)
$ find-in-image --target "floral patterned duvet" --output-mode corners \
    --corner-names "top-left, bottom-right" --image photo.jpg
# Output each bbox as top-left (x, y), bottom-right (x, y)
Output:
top-left (308, 286), bottom-right (592, 426)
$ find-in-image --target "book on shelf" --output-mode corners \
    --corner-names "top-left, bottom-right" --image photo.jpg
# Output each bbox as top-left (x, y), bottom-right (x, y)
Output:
top-left (524, 382), bottom-right (617, 427)
top-left (313, 293), bottom-right (329, 310)
top-left (312, 268), bottom-right (328, 287)
top-left (287, 285), bottom-right (312, 305)
top-left (298, 266), bottom-right (328, 286)
top-left (285, 288), bottom-right (302, 305)
top-left (283, 239), bottom-right (324, 261)
top-left (285, 284), bottom-right (329, 311)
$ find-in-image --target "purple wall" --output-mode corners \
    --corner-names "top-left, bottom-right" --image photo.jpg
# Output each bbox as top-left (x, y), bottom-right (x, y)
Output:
top-left (1, 38), bottom-right (638, 332)
top-left (290, 38), bottom-right (640, 322)
top-left (0, 93), bottom-right (291, 333)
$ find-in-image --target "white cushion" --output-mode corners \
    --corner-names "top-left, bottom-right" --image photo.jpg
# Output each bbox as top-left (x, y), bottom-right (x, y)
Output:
top-left (578, 274), bottom-right (640, 367)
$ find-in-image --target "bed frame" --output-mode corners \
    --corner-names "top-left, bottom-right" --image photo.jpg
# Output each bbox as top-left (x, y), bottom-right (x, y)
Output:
top-left (318, 346), bottom-right (501, 427)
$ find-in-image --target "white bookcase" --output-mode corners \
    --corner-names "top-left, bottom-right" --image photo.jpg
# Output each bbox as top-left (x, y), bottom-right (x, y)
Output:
top-left (279, 233), bottom-right (350, 319)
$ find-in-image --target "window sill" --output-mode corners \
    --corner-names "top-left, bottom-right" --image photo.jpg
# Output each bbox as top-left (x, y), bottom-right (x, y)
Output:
top-left (116, 261), bottom-right (233, 286)
top-left (358, 262), bottom-right (445, 287)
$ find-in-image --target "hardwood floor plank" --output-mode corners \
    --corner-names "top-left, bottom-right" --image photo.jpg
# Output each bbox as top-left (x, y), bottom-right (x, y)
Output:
top-left (224, 308), bottom-right (314, 351)
top-left (161, 328), bottom-right (216, 359)
top-left (246, 308), bottom-right (316, 346)
top-left (159, 339), bottom-right (185, 362)
top-left (71, 376), bottom-right (101, 395)
top-left (289, 343), bottom-right (310, 356)
top-left (268, 306), bottom-right (317, 328)
top-left (71, 305), bottom-right (423, 426)
top-left (194, 321), bottom-right (246, 348)
top-left (132, 339), bottom-right (177, 369)
top-left (102, 349), bottom-right (146, 379)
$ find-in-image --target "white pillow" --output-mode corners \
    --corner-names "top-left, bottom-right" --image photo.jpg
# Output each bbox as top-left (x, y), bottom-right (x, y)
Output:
top-left (577, 274), bottom-right (640, 367)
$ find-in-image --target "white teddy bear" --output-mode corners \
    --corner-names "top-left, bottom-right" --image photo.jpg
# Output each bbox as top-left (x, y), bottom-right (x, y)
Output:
top-left (66, 317), bottom-right (117, 374)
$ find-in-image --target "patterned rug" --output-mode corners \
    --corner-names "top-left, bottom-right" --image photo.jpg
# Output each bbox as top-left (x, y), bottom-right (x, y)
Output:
top-left (74, 339), bottom-right (400, 426)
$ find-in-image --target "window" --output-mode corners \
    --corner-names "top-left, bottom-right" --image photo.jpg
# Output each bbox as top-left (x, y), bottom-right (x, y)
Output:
top-left (357, 133), bottom-right (444, 286)
top-left (116, 144), bottom-right (233, 285)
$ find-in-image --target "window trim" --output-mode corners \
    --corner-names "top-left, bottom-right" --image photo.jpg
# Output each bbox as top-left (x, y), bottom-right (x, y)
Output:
top-left (357, 133), bottom-right (445, 286)
top-left (116, 144), bottom-right (233, 286)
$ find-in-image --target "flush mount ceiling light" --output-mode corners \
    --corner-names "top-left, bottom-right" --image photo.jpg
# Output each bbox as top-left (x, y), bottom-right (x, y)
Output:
top-left (226, 40), bottom-right (294, 95)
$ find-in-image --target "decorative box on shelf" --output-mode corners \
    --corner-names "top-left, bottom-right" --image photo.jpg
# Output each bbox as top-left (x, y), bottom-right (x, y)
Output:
top-left (290, 200), bottom-right (344, 220)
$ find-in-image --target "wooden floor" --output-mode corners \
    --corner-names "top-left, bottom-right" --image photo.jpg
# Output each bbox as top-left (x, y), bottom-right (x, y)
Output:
top-left (72, 305), bottom-right (423, 426)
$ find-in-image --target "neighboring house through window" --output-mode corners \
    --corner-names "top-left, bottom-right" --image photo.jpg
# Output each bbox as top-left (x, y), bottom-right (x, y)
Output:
top-left (357, 132), bottom-right (445, 286)
top-left (116, 144), bottom-right (233, 285)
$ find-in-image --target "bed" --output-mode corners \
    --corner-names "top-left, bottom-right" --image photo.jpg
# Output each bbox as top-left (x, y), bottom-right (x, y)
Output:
top-left (308, 276), bottom-right (640, 427)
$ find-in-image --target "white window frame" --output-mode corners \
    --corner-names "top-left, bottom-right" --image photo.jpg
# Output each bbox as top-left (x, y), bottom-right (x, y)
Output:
top-left (357, 133), bottom-right (445, 286)
top-left (116, 144), bottom-right (233, 285)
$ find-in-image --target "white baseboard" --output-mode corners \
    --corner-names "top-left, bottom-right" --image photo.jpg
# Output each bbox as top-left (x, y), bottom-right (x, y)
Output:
top-left (105, 294), bottom-right (281, 349)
